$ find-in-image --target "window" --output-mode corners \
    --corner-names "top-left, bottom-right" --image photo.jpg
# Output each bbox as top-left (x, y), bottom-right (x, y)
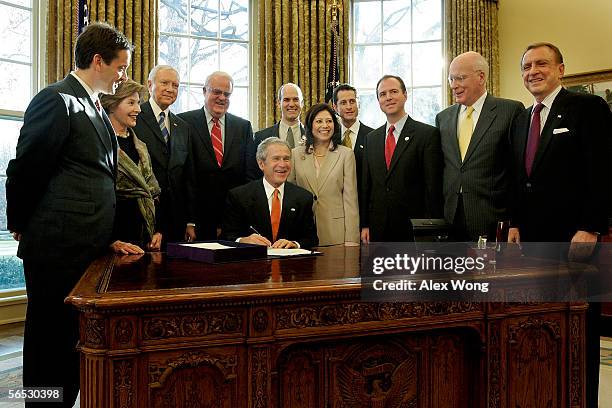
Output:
top-left (0, 0), bottom-right (42, 291)
top-left (350, 0), bottom-right (443, 127)
top-left (158, 0), bottom-right (251, 119)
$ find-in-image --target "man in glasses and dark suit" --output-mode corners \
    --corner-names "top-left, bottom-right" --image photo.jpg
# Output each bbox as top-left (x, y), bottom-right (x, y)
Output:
top-left (179, 71), bottom-right (254, 240)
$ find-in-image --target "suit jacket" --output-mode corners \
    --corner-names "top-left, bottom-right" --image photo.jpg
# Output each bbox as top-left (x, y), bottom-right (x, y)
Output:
top-left (352, 121), bottom-right (374, 210)
top-left (510, 87), bottom-right (611, 241)
top-left (133, 101), bottom-right (193, 241)
top-left (288, 145), bottom-right (359, 245)
top-left (220, 180), bottom-right (318, 248)
top-left (436, 95), bottom-right (524, 240)
top-left (247, 122), bottom-right (306, 180)
top-left (6, 74), bottom-right (117, 268)
top-left (361, 116), bottom-right (443, 242)
top-left (179, 109), bottom-right (253, 239)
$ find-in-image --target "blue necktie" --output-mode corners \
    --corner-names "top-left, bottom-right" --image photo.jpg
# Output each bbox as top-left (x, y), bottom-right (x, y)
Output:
top-left (158, 111), bottom-right (170, 145)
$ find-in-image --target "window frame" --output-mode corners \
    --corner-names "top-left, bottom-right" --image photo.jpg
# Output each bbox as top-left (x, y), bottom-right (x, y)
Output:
top-left (0, 0), bottom-right (45, 314)
top-left (348, 0), bottom-right (445, 126)
top-left (157, 0), bottom-right (254, 122)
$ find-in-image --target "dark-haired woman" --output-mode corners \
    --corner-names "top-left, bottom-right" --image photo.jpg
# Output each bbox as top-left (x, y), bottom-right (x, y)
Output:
top-left (101, 79), bottom-right (163, 253)
top-left (288, 103), bottom-right (359, 246)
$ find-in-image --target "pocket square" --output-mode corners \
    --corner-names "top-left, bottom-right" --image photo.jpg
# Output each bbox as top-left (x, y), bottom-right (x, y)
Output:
top-left (553, 128), bottom-right (569, 134)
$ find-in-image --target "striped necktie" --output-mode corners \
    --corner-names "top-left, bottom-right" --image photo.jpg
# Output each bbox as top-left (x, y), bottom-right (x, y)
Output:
top-left (211, 117), bottom-right (224, 166)
top-left (342, 129), bottom-right (353, 148)
top-left (158, 111), bottom-right (170, 145)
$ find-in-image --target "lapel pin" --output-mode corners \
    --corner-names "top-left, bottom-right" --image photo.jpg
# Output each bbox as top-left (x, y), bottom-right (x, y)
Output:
top-left (557, 115), bottom-right (562, 118)
top-left (290, 208), bottom-right (296, 212)
top-left (404, 137), bottom-right (409, 141)
top-left (173, 123), bottom-right (178, 127)
top-left (359, 145), bottom-right (363, 148)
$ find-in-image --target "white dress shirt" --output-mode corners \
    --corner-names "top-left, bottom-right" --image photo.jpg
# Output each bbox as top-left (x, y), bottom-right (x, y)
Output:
top-left (70, 72), bottom-right (100, 114)
top-left (385, 113), bottom-right (409, 143)
top-left (149, 97), bottom-right (171, 135)
top-left (532, 85), bottom-right (563, 134)
top-left (262, 177), bottom-right (285, 214)
top-left (279, 120), bottom-right (301, 144)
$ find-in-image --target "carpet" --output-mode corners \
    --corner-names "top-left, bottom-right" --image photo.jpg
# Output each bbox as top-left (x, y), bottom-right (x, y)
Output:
top-left (0, 366), bottom-right (22, 399)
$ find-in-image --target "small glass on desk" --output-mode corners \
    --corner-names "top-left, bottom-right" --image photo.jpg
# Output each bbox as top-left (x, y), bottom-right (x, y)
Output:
top-left (495, 221), bottom-right (509, 250)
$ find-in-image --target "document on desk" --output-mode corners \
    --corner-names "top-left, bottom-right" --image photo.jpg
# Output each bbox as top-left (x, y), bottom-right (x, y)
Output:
top-left (267, 248), bottom-right (321, 257)
top-left (181, 242), bottom-right (234, 250)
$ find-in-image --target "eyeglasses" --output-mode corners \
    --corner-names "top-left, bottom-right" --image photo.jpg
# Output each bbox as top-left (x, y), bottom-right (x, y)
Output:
top-left (448, 71), bottom-right (482, 84)
top-left (206, 87), bottom-right (232, 98)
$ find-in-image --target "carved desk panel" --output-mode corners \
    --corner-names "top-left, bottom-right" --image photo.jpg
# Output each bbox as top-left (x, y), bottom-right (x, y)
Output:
top-left (67, 246), bottom-right (586, 408)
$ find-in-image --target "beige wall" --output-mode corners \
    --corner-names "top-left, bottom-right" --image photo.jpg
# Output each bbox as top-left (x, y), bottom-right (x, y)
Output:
top-left (498, 0), bottom-right (612, 105)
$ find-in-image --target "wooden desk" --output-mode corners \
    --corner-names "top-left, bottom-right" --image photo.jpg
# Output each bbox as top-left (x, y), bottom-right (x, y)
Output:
top-left (67, 246), bottom-right (586, 408)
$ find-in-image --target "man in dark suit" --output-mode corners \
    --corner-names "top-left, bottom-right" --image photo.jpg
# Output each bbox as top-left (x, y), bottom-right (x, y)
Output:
top-left (179, 71), bottom-right (253, 240)
top-left (221, 137), bottom-right (318, 248)
top-left (360, 75), bottom-right (443, 243)
top-left (332, 83), bottom-right (374, 204)
top-left (133, 65), bottom-right (196, 243)
top-left (508, 42), bottom-right (611, 408)
top-left (247, 82), bottom-right (305, 180)
top-left (5, 22), bottom-right (133, 407)
top-left (436, 51), bottom-right (524, 241)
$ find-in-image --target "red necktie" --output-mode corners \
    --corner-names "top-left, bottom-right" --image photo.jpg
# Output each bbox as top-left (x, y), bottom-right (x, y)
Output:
top-left (525, 103), bottom-right (544, 176)
top-left (385, 124), bottom-right (396, 169)
top-left (271, 189), bottom-right (280, 241)
top-left (211, 117), bottom-right (223, 166)
top-left (94, 99), bottom-right (102, 114)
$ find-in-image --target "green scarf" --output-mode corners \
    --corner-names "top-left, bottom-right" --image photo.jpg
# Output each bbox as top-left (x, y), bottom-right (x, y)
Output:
top-left (115, 129), bottom-right (161, 241)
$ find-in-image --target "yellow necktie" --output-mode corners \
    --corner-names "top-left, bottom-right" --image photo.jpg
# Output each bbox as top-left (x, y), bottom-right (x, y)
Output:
top-left (458, 106), bottom-right (474, 161)
top-left (342, 129), bottom-right (352, 148)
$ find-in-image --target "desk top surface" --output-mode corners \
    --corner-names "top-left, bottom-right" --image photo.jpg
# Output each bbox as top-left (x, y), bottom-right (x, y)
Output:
top-left (66, 245), bottom-right (582, 309)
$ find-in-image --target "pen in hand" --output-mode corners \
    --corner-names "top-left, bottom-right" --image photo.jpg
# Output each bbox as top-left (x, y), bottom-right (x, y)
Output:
top-left (248, 225), bottom-right (272, 247)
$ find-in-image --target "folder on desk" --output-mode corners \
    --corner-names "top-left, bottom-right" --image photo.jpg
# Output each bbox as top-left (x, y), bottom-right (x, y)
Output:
top-left (167, 240), bottom-right (267, 263)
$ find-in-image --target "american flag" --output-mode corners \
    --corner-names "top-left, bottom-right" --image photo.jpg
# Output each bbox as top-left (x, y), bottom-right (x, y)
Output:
top-left (77, 0), bottom-right (89, 34)
top-left (325, 15), bottom-right (340, 103)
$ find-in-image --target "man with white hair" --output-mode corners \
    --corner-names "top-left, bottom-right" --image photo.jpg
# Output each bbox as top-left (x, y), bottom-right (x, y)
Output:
top-left (247, 82), bottom-right (305, 180)
top-left (134, 64), bottom-right (196, 243)
top-left (436, 51), bottom-right (524, 241)
top-left (179, 71), bottom-right (254, 239)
